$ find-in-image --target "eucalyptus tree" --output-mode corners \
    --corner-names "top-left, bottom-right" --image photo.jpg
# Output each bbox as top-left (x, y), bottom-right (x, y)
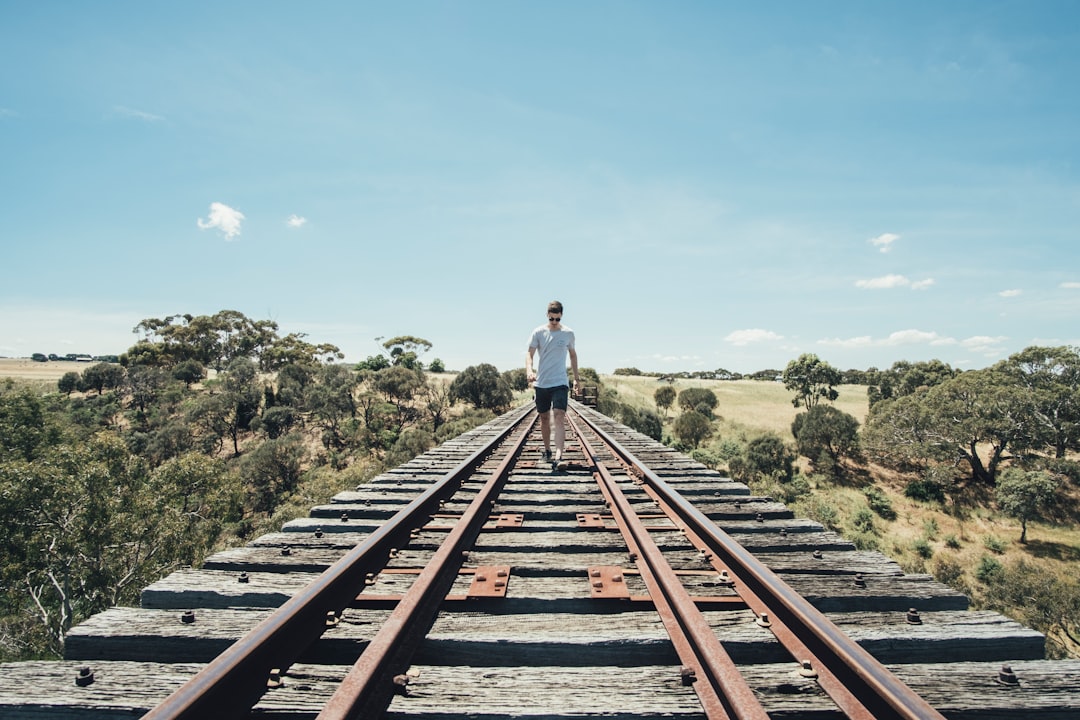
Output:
top-left (782, 354), bottom-right (841, 410)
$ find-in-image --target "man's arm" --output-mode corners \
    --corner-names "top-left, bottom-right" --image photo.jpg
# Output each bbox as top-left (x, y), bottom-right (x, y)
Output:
top-left (568, 347), bottom-right (580, 391)
top-left (526, 346), bottom-right (537, 385)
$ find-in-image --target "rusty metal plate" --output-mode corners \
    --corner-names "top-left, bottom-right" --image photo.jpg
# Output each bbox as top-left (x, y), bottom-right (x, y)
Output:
top-left (494, 513), bottom-right (524, 528)
top-left (587, 566), bottom-right (630, 599)
top-left (466, 566), bottom-right (511, 598)
top-left (577, 513), bottom-right (607, 528)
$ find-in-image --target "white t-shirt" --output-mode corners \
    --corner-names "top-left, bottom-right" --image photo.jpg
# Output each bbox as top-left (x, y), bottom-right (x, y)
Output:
top-left (528, 324), bottom-right (575, 388)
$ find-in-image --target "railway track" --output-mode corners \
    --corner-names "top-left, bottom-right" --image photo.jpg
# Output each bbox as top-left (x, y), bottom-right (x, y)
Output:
top-left (2, 402), bottom-right (1079, 718)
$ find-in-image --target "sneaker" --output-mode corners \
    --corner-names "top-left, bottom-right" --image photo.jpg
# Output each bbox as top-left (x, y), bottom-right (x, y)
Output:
top-left (541, 449), bottom-right (552, 463)
top-left (554, 450), bottom-right (567, 470)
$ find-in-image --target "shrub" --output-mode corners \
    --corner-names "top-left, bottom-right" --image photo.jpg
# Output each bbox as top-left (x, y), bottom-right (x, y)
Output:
top-left (912, 538), bottom-right (934, 559)
top-left (852, 507), bottom-right (878, 534)
top-left (983, 535), bottom-right (1007, 554)
top-left (944, 534), bottom-right (961, 549)
top-left (864, 486), bottom-right (897, 520)
top-left (904, 477), bottom-right (946, 503)
top-left (975, 555), bottom-right (1004, 583)
top-left (922, 518), bottom-right (939, 540)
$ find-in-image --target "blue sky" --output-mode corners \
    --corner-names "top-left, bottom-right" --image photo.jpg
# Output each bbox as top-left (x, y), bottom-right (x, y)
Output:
top-left (2, 1), bottom-right (1078, 374)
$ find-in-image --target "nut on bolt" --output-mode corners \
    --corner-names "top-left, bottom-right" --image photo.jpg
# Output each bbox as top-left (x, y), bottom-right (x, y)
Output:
top-left (906, 608), bottom-right (922, 625)
top-left (75, 667), bottom-right (95, 687)
top-left (680, 666), bottom-right (697, 686)
top-left (996, 664), bottom-right (1020, 687)
top-left (180, 610), bottom-right (196, 624)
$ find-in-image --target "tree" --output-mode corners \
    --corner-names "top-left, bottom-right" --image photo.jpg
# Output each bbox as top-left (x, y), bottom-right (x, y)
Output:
top-left (382, 335), bottom-right (432, 370)
top-left (744, 434), bottom-right (795, 483)
top-left (449, 364), bottom-right (513, 411)
top-left (996, 468), bottom-right (1058, 543)
top-left (995, 346), bottom-right (1080, 458)
top-left (673, 410), bottom-right (712, 448)
top-left (677, 387), bottom-right (718, 415)
top-left (79, 363), bottom-right (127, 396)
top-left (219, 357), bottom-right (263, 455)
top-left (791, 405), bottom-right (860, 466)
top-left (57, 372), bottom-right (80, 396)
top-left (502, 368), bottom-right (528, 392)
top-left (305, 364), bottom-right (359, 450)
top-left (171, 360), bottom-right (206, 388)
top-left (867, 359), bottom-right (958, 407)
top-left (654, 386), bottom-right (676, 416)
top-left (428, 358), bottom-right (446, 373)
top-left (921, 369), bottom-right (1036, 485)
top-left (782, 354), bottom-right (841, 410)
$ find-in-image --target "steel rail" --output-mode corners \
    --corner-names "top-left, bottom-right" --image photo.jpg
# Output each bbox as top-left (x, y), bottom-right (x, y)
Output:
top-left (570, 404), bottom-right (947, 720)
top-left (141, 404), bottom-right (534, 720)
top-left (317, 410), bottom-right (536, 719)
top-left (568, 413), bottom-right (770, 720)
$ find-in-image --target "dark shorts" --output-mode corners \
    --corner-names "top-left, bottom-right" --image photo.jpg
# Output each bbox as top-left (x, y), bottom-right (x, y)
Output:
top-left (534, 385), bottom-right (569, 413)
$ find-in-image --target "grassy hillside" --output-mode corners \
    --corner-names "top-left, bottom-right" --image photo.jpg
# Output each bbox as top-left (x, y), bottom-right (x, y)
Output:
top-left (602, 373), bottom-right (1080, 659)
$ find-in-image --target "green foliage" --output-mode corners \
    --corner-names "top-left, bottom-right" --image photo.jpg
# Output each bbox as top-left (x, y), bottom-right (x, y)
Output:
top-left (654, 385), bottom-right (676, 414)
top-left (673, 410), bottom-right (713, 448)
top-left (994, 346), bottom-right (1080, 458)
top-left (944, 534), bottom-right (961, 549)
top-left (995, 467), bottom-right (1058, 543)
top-left (976, 559), bottom-right (1080, 658)
top-left (904, 472), bottom-right (948, 504)
top-left (677, 387), bottom-right (718, 415)
top-left (931, 554), bottom-right (966, 588)
top-left (851, 506), bottom-right (878, 534)
top-left (502, 368), bottom-right (528, 392)
top-left (690, 448), bottom-right (724, 470)
top-left (866, 359), bottom-right (958, 407)
top-left (57, 371), bottom-right (80, 395)
top-left (912, 538), bottom-right (934, 559)
top-left (428, 358), bottom-right (446, 373)
top-left (449, 364), bottom-right (513, 411)
top-left (240, 435), bottom-right (307, 513)
top-left (782, 353), bottom-right (841, 410)
top-left (791, 404), bottom-right (860, 466)
top-left (743, 434), bottom-right (795, 483)
top-left (975, 555), bottom-right (1004, 583)
top-left (983, 535), bottom-right (1007, 554)
top-left (863, 486), bottom-right (897, 520)
top-left (79, 362), bottom-right (127, 395)
top-left (620, 405), bottom-right (663, 441)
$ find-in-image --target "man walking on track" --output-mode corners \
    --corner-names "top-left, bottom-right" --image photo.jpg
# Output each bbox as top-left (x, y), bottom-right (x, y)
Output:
top-left (526, 300), bottom-right (580, 470)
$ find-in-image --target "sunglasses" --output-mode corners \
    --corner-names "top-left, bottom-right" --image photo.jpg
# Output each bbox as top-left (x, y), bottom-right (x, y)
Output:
top-left (548, 316), bottom-right (562, 322)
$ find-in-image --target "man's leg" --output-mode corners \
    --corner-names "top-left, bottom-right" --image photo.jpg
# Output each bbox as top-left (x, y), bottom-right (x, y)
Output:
top-left (539, 410), bottom-right (551, 454)
top-left (552, 407), bottom-right (566, 459)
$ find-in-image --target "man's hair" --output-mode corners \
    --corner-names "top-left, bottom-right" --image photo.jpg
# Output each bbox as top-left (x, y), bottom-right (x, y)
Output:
top-left (547, 300), bottom-right (564, 315)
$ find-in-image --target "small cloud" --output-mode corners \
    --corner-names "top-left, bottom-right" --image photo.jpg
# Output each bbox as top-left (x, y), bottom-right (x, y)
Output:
top-left (856, 274), bottom-right (933, 290)
top-left (112, 105), bottom-right (164, 122)
top-left (197, 202), bottom-right (245, 241)
top-left (856, 274), bottom-right (910, 289)
top-left (1061, 281), bottom-right (1080, 289)
top-left (869, 232), bottom-right (900, 253)
top-left (961, 335), bottom-right (1009, 354)
top-left (286, 214), bottom-right (307, 228)
top-left (999, 289), bottom-right (1022, 298)
top-left (724, 329), bottom-right (783, 346)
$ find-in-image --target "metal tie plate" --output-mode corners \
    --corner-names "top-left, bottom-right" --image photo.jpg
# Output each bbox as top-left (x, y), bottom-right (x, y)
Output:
top-left (577, 513), bottom-right (607, 528)
top-left (587, 566), bottom-right (630, 599)
top-left (466, 566), bottom-right (511, 598)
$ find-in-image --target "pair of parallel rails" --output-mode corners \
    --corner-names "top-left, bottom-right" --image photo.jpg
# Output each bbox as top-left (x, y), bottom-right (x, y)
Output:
top-left (2, 402), bottom-right (1079, 718)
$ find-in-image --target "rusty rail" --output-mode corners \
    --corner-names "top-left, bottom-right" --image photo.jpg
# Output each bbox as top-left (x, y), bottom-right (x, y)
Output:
top-left (570, 404), bottom-right (948, 720)
top-left (142, 405), bottom-right (534, 720)
top-left (569, 412), bottom-right (769, 720)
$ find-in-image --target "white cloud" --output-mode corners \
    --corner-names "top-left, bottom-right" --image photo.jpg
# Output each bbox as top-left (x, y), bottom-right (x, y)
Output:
top-left (287, 214), bottom-right (308, 228)
top-left (112, 105), bottom-right (164, 122)
top-left (725, 329), bottom-right (783, 346)
top-left (197, 202), bottom-right (245, 241)
top-left (856, 274), bottom-right (934, 290)
top-left (819, 329), bottom-right (956, 348)
top-left (1061, 282), bottom-right (1080, 289)
top-left (856, 274), bottom-right (910, 289)
top-left (961, 335), bottom-right (1009, 354)
top-left (999, 289), bottom-right (1022, 298)
top-left (869, 232), bottom-right (900, 253)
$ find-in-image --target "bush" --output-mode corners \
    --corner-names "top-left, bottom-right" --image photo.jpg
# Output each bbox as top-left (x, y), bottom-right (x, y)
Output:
top-left (975, 555), bottom-right (1004, 583)
top-left (744, 434), bottom-right (795, 483)
top-left (983, 535), bottom-right (1007, 554)
top-left (904, 477), bottom-right (947, 503)
top-left (864, 486), bottom-right (896, 520)
top-left (944, 533), bottom-right (961, 549)
top-left (912, 538), bottom-right (934, 559)
top-left (852, 506), bottom-right (878, 534)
